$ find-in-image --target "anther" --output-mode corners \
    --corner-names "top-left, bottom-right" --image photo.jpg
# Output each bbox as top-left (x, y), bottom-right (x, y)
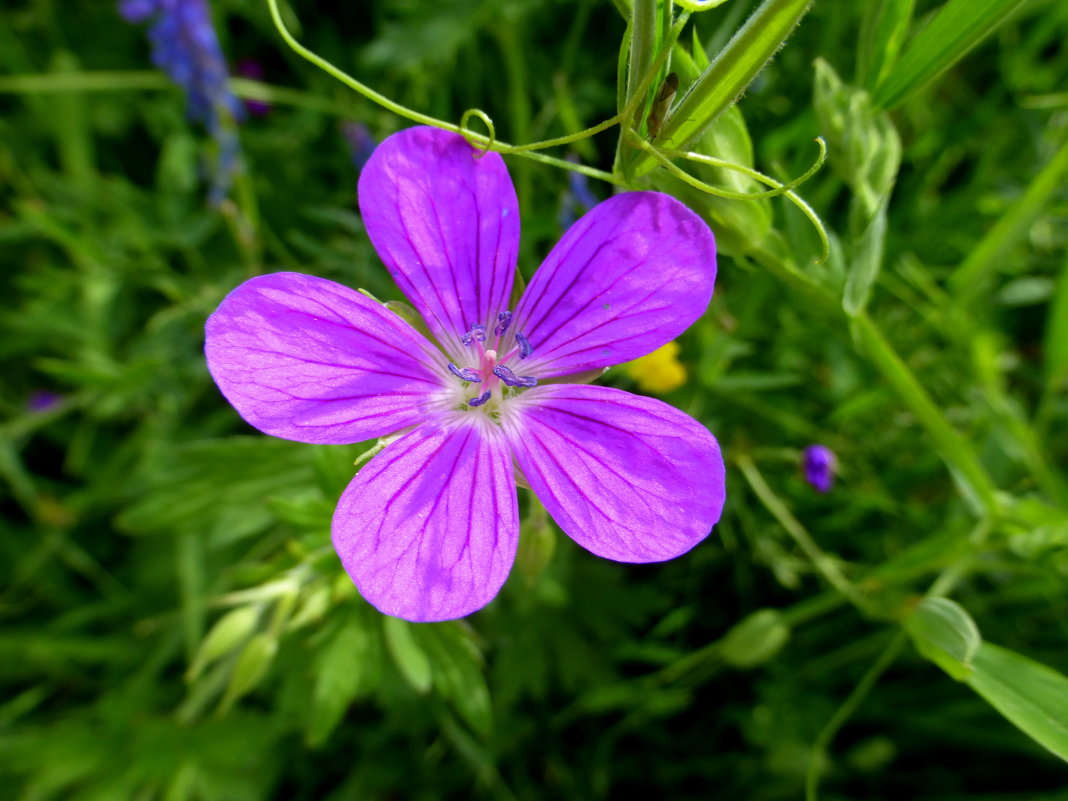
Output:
top-left (467, 390), bottom-right (492, 407)
top-left (493, 365), bottom-right (538, 388)
top-left (461, 323), bottom-right (487, 347)
top-left (494, 310), bottom-right (513, 337)
top-left (448, 363), bottom-right (481, 383)
top-left (515, 332), bottom-right (533, 359)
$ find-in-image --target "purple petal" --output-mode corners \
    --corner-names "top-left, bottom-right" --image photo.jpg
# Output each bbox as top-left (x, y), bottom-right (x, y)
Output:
top-left (205, 272), bottom-right (449, 444)
top-left (333, 415), bottom-right (519, 622)
top-left (503, 384), bottom-right (725, 562)
top-left (514, 192), bottom-right (716, 377)
top-left (358, 127), bottom-right (519, 356)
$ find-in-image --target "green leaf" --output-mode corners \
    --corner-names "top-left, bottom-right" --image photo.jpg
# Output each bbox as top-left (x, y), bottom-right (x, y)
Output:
top-left (966, 642), bottom-right (1068, 762)
top-left (307, 618), bottom-right (378, 747)
top-left (1044, 254), bottom-right (1068, 381)
top-left (383, 616), bottom-right (433, 694)
top-left (873, 0), bottom-right (1029, 110)
top-left (220, 633), bottom-right (277, 713)
top-left (187, 606), bottom-right (260, 682)
top-left (905, 597), bottom-right (981, 680)
top-left (638, 0), bottom-right (814, 173)
top-left (117, 437), bottom-right (315, 541)
top-left (421, 623), bottom-right (492, 736)
top-left (720, 609), bottom-right (791, 669)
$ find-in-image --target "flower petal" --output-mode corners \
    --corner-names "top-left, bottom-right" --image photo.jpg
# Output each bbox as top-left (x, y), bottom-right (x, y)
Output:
top-left (205, 272), bottom-right (448, 444)
top-left (333, 415), bottom-right (519, 622)
top-left (503, 384), bottom-right (725, 562)
top-left (514, 192), bottom-right (716, 377)
top-left (358, 127), bottom-right (519, 356)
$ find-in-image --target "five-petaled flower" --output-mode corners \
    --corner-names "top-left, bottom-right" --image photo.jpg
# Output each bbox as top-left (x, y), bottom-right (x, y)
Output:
top-left (205, 126), bottom-right (726, 622)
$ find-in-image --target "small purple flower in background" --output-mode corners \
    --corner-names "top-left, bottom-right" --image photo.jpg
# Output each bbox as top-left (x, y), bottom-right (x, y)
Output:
top-left (27, 391), bottom-right (62, 413)
top-left (342, 122), bottom-right (377, 172)
top-left (803, 445), bottom-right (837, 493)
top-left (205, 127), bottom-right (726, 622)
top-left (558, 153), bottom-right (600, 231)
top-left (120, 0), bottom-right (243, 204)
top-left (236, 60), bottom-right (271, 117)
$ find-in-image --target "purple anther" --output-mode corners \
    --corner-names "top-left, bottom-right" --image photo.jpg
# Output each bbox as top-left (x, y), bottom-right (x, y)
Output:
top-left (448, 363), bottom-right (481, 383)
top-left (515, 332), bottom-right (533, 359)
top-left (494, 310), bottom-right (513, 337)
top-left (467, 390), bottom-right (492, 407)
top-left (461, 323), bottom-right (487, 347)
top-left (492, 365), bottom-right (538, 388)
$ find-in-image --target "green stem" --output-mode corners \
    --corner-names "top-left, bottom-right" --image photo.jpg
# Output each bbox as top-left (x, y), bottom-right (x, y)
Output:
top-left (804, 632), bottom-right (907, 801)
top-left (851, 313), bottom-right (999, 515)
top-left (735, 454), bottom-right (868, 609)
top-left (627, 0), bottom-right (660, 111)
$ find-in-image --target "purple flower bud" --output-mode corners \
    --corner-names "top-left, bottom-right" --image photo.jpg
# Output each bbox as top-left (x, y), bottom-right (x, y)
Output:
top-left (803, 445), bottom-right (836, 493)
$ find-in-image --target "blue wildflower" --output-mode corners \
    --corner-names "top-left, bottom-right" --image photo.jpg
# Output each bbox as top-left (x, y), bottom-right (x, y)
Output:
top-left (120, 0), bottom-right (243, 204)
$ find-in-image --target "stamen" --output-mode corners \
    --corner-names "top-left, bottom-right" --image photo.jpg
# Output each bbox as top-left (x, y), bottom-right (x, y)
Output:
top-left (467, 390), bottom-right (492, 407)
top-left (494, 310), bottom-right (513, 337)
top-left (515, 332), bottom-right (533, 359)
top-left (461, 323), bottom-right (487, 347)
top-left (448, 363), bottom-right (481, 383)
top-left (493, 365), bottom-right (538, 388)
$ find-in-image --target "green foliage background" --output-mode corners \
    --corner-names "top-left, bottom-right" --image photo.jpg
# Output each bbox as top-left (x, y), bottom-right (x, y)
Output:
top-left (2, 0), bottom-right (1068, 798)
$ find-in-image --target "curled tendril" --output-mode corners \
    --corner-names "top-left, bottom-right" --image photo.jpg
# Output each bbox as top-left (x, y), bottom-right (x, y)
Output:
top-left (264, 0), bottom-right (619, 179)
top-left (460, 109), bottom-right (496, 156)
top-left (626, 131), bottom-right (830, 263)
top-left (669, 137), bottom-right (828, 199)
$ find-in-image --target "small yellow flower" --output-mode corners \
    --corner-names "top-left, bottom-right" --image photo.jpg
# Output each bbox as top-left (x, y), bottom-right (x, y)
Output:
top-left (625, 341), bottom-right (687, 394)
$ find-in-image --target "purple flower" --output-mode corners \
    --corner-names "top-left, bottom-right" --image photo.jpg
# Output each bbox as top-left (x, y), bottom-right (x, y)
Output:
top-left (205, 126), bottom-right (726, 622)
top-left (803, 445), bottom-right (836, 493)
top-left (120, 0), bottom-right (242, 203)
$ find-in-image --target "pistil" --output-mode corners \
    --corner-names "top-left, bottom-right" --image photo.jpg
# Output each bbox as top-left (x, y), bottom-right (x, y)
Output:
top-left (456, 312), bottom-right (537, 407)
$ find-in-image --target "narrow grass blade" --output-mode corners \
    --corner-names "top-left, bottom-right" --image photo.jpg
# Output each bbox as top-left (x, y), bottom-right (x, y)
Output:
top-left (949, 138), bottom-right (1068, 304)
top-left (873, 0), bottom-right (1030, 110)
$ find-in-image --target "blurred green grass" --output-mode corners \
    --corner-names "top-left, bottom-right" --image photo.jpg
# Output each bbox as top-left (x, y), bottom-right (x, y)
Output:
top-left (2, 0), bottom-right (1068, 799)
